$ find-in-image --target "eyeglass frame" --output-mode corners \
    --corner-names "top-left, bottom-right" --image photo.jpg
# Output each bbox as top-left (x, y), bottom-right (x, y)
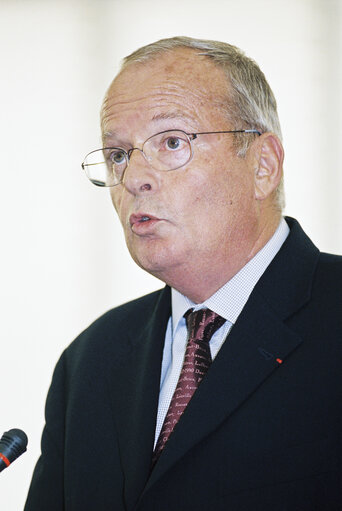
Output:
top-left (81, 128), bottom-right (262, 187)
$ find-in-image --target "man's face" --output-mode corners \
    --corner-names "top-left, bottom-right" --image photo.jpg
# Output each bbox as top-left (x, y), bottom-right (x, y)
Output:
top-left (102, 49), bottom-right (260, 297)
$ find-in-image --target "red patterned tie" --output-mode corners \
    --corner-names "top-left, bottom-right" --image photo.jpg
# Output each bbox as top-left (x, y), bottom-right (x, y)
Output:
top-left (152, 308), bottom-right (225, 465)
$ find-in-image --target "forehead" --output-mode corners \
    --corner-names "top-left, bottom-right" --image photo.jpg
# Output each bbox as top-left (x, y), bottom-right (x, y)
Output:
top-left (101, 48), bottom-right (230, 139)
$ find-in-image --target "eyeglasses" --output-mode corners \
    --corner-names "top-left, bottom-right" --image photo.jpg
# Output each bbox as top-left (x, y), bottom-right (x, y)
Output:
top-left (81, 129), bottom-right (261, 187)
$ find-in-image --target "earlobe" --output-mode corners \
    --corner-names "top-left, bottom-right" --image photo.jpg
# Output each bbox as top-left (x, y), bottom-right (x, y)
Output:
top-left (254, 134), bottom-right (284, 200)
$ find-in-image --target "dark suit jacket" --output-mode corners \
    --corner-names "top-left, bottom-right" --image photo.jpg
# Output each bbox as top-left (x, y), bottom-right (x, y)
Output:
top-left (25, 218), bottom-right (342, 510)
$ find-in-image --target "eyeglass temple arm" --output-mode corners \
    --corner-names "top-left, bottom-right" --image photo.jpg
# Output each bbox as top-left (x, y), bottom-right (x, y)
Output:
top-left (189, 129), bottom-right (261, 140)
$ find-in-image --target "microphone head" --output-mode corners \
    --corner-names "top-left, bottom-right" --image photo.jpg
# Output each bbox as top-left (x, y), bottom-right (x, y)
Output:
top-left (0, 428), bottom-right (28, 472)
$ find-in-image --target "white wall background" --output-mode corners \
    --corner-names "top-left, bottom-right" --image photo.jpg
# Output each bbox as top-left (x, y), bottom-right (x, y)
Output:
top-left (0, 0), bottom-right (341, 508)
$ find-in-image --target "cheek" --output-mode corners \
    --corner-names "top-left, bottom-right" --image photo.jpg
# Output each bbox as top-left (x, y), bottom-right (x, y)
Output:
top-left (110, 189), bottom-right (124, 218)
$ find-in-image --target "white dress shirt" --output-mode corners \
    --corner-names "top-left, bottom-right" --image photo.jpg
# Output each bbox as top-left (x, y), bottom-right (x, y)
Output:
top-left (154, 218), bottom-right (290, 447)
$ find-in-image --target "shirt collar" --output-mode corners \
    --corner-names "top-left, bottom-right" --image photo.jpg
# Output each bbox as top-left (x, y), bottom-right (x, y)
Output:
top-left (171, 217), bottom-right (290, 334)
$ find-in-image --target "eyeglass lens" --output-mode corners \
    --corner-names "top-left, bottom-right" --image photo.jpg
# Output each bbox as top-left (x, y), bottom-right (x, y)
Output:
top-left (82, 130), bottom-right (193, 187)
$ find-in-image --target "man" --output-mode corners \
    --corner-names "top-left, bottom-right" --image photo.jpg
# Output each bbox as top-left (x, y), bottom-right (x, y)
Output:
top-left (25, 37), bottom-right (342, 510)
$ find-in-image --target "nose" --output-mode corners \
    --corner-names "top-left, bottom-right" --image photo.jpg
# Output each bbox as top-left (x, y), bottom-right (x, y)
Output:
top-left (122, 147), bottom-right (160, 195)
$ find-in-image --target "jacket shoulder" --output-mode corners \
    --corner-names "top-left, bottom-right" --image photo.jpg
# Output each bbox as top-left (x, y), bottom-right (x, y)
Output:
top-left (318, 251), bottom-right (342, 266)
top-left (63, 287), bottom-right (168, 365)
top-left (83, 287), bottom-right (166, 333)
top-left (313, 251), bottom-right (342, 296)
top-left (316, 251), bottom-right (342, 282)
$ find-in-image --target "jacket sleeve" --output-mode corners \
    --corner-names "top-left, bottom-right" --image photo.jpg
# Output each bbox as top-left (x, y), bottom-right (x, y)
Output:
top-left (24, 352), bottom-right (67, 511)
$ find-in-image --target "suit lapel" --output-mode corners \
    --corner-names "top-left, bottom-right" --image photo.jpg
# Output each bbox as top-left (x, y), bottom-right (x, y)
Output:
top-left (106, 286), bottom-right (171, 511)
top-left (143, 217), bottom-right (320, 495)
top-left (144, 293), bottom-right (302, 491)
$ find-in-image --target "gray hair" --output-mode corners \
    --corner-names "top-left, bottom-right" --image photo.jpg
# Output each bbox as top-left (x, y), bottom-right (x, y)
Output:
top-left (119, 36), bottom-right (285, 210)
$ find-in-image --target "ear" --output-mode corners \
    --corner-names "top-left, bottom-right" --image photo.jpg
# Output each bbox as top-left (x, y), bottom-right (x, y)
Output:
top-left (253, 133), bottom-right (284, 201)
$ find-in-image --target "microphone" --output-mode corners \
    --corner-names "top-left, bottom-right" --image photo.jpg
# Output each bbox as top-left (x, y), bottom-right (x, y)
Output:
top-left (0, 429), bottom-right (28, 473)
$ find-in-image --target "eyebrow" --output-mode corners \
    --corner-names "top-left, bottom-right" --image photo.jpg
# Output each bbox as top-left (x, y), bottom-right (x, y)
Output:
top-left (102, 111), bottom-right (198, 145)
top-left (151, 111), bottom-right (196, 123)
top-left (102, 131), bottom-right (127, 147)
top-left (102, 131), bottom-right (116, 141)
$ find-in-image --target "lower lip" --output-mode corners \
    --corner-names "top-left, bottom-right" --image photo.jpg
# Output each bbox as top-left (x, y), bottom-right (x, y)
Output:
top-left (131, 219), bottom-right (161, 235)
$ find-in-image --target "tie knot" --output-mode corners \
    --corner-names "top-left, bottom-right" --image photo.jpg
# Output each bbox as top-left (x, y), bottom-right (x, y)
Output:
top-left (184, 308), bottom-right (226, 344)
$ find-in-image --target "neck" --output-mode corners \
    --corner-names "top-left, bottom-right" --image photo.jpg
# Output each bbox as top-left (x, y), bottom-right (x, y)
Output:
top-left (161, 214), bottom-right (282, 303)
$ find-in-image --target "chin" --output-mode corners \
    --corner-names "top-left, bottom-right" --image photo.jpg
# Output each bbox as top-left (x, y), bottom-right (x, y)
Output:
top-left (130, 245), bottom-right (181, 279)
top-left (133, 255), bottom-right (168, 276)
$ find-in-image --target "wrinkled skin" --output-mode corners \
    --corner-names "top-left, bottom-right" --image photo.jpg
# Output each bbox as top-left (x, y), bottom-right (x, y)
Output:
top-left (101, 48), bottom-right (282, 302)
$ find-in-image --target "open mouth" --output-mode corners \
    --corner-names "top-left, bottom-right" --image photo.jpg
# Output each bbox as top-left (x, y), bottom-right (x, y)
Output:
top-left (130, 213), bottom-right (160, 226)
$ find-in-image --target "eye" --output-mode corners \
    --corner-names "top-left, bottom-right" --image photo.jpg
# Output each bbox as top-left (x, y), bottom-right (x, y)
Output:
top-left (166, 137), bottom-right (181, 150)
top-left (159, 134), bottom-right (189, 152)
top-left (110, 149), bottom-right (126, 165)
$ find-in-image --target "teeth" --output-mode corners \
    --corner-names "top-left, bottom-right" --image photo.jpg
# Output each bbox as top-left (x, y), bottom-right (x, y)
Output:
top-left (141, 216), bottom-right (150, 222)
